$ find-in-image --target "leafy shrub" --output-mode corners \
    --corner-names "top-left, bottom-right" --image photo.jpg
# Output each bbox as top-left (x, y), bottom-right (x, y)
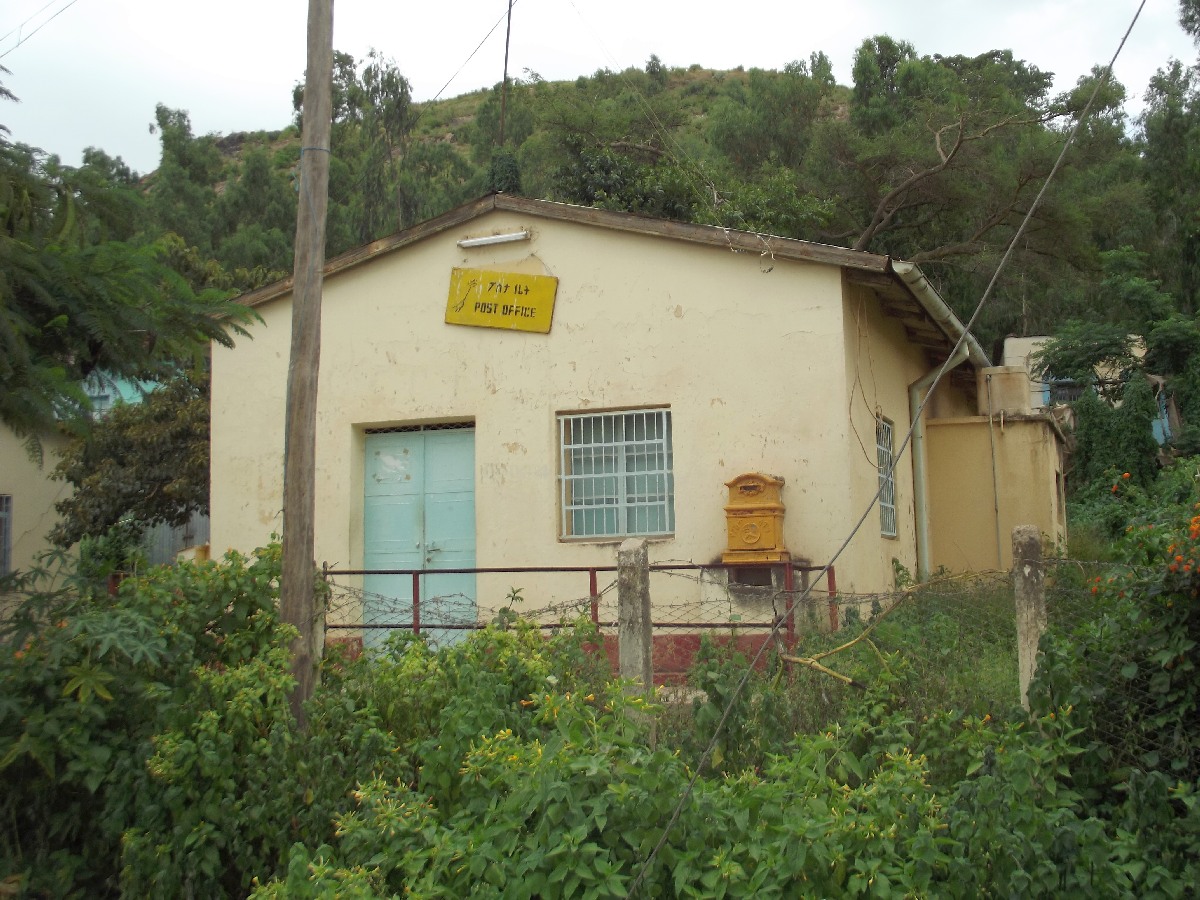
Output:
top-left (0, 544), bottom-right (308, 896)
top-left (256, 664), bottom-right (1149, 898)
top-left (8, 508), bottom-right (1200, 897)
top-left (1029, 488), bottom-right (1200, 889)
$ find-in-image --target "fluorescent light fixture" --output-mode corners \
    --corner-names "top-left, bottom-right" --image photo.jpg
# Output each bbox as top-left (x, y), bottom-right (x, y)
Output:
top-left (457, 230), bottom-right (530, 248)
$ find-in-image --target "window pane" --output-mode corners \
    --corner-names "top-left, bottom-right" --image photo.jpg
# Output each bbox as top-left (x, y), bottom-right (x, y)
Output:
top-left (877, 417), bottom-right (897, 537)
top-left (560, 410), bottom-right (674, 538)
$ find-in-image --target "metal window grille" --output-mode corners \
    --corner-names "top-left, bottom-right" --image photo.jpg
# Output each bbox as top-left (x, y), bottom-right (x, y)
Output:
top-left (559, 409), bottom-right (674, 538)
top-left (365, 421), bottom-right (474, 434)
top-left (877, 417), bottom-right (897, 538)
top-left (0, 495), bottom-right (11, 575)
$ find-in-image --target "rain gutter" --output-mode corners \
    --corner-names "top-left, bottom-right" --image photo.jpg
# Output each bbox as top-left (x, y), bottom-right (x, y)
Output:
top-left (891, 261), bottom-right (989, 582)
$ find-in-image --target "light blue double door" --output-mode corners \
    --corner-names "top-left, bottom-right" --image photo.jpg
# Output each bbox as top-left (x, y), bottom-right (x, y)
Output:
top-left (363, 428), bottom-right (476, 649)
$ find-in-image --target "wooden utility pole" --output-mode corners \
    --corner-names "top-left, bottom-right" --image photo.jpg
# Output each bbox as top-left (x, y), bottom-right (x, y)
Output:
top-left (498, 0), bottom-right (514, 146)
top-left (281, 0), bottom-right (334, 728)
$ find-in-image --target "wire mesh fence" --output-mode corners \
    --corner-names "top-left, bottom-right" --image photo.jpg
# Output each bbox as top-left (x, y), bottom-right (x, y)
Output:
top-left (1036, 554), bottom-right (1196, 779)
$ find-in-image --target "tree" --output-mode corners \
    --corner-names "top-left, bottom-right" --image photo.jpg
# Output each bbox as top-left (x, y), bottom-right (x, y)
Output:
top-left (529, 66), bottom-right (695, 211)
top-left (215, 147), bottom-right (297, 274)
top-left (817, 43), bottom-right (1063, 257)
top-left (1068, 378), bottom-right (1160, 489)
top-left (707, 55), bottom-right (835, 174)
top-left (485, 147), bottom-right (522, 194)
top-left (50, 371), bottom-right (210, 547)
top-left (298, 50), bottom-right (416, 251)
top-left (1031, 319), bottom-right (1140, 396)
top-left (147, 105), bottom-right (223, 254)
top-left (0, 111), bottom-right (249, 441)
top-left (850, 36), bottom-right (919, 135)
top-left (1181, 0), bottom-right (1200, 42)
top-left (396, 141), bottom-right (478, 227)
top-left (1140, 60), bottom-right (1200, 314)
top-left (645, 54), bottom-right (668, 94)
top-left (468, 78), bottom-right (537, 165)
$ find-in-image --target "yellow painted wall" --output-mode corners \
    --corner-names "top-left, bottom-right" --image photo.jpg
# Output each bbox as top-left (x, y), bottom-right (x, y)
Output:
top-left (838, 281), bottom-right (965, 592)
top-left (0, 427), bottom-right (70, 577)
top-left (211, 209), bottom-right (961, 617)
top-left (925, 416), bottom-right (1065, 573)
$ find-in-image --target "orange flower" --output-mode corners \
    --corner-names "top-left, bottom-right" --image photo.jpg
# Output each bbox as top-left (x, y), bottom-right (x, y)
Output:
top-left (1112, 484), bottom-right (1119, 493)
top-left (1122, 472), bottom-right (1131, 479)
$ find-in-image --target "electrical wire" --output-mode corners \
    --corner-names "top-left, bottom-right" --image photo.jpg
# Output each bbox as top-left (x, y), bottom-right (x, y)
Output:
top-left (319, 2), bottom-right (519, 214)
top-left (0, 0), bottom-right (83, 60)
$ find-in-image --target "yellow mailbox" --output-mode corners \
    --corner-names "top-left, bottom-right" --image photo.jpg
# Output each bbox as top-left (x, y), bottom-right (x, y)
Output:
top-left (722, 473), bottom-right (789, 565)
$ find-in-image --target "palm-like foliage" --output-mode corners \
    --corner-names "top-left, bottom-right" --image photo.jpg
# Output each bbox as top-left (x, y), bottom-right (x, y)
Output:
top-left (0, 134), bottom-right (250, 440)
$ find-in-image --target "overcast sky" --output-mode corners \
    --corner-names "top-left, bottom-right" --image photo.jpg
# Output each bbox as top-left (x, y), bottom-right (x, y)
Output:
top-left (1, 0), bottom-right (1195, 175)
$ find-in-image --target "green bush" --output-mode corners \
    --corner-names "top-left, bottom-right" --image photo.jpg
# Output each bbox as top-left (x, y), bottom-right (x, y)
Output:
top-left (7, 504), bottom-right (1200, 897)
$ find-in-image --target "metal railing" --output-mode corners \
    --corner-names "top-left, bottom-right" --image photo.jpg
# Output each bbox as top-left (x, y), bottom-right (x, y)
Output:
top-left (321, 561), bottom-right (838, 647)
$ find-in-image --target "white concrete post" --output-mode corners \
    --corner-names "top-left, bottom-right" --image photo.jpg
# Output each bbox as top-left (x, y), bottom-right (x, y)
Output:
top-left (1013, 525), bottom-right (1047, 712)
top-left (617, 538), bottom-right (652, 692)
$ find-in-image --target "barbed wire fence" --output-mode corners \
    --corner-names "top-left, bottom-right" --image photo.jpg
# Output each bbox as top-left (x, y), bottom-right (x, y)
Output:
top-left (322, 556), bottom-right (1018, 710)
top-left (322, 542), bottom-right (1183, 778)
top-left (320, 561), bottom-right (835, 677)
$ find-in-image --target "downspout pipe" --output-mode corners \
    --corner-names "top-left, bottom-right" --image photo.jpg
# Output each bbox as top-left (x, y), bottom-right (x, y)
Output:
top-left (891, 261), bottom-right (989, 582)
top-left (909, 345), bottom-right (969, 582)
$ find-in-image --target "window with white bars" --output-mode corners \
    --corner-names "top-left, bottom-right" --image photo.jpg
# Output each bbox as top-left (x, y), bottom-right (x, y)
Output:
top-left (559, 409), bottom-right (674, 539)
top-left (877, 416), bottom-right (897, 538)
top-left (0, 495), bottom-right (11, 576)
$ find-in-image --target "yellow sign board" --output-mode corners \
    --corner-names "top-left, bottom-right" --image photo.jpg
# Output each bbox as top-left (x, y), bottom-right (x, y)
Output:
top-left (445, 268), bottom-right (559, 334)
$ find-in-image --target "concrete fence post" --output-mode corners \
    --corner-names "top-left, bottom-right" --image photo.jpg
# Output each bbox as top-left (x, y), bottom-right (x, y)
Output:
top-left (617, 538), bottom-right (652, 693)
top-left (1012, 525), bottom-right (1047, 712)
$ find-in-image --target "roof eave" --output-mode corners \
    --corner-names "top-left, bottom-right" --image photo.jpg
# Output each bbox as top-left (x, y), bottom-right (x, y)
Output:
top-left (235, 193), bottom-right (895, 309)
top-left (232, 194), bottom-right (990, 373)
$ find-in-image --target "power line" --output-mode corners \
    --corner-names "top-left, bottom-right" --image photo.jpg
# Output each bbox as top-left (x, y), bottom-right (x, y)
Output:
top-left (0, 0), bottom-right (84, 60)
top-left (0, 0), bottom-right (62, 45)
top-left (426, 0), bottom-right (519, 107)
top-left (324, 1), bottom-right (519, 211)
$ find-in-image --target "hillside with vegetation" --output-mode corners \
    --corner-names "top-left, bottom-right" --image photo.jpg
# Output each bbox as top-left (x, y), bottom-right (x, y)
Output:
top-left (133, 43), bottom-right (1189, 358)
top-left (14, 35), bottom-right (1198, 355)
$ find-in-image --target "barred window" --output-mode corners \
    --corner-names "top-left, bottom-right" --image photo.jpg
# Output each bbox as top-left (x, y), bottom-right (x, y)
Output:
top-left (0, 495), bottom-right (11, 575)
top-left (877, 416), bottom-right (897, 537)
top-left (559, 409), bottom-right (674, 539)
